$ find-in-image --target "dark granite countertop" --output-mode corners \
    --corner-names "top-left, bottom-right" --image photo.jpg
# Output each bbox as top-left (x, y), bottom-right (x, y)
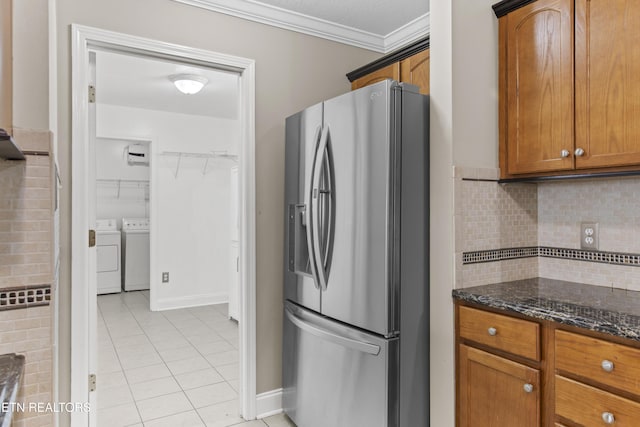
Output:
top-left (452, 277), bottom-right (640, 342)
top-left (0, 353), bottom-right (25, 427)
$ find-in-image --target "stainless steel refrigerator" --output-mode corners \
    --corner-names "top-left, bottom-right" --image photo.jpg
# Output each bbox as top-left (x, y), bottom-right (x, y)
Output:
top-left (283, 80), bottom-right (429, 427)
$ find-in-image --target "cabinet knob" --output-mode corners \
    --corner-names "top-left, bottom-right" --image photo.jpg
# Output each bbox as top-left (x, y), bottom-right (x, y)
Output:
top-left (561, 149), bottom-right (570, 158)
top-left (487, 327), bottom-right (497, 336)
top-left (575, 147), bottom-right (585, 157)
top-left (602, 412), bottom-right (615, 424)
top-left (523, 383), bottom-right (533, 393)
top-left (601, 360), bottom-right (614, 372)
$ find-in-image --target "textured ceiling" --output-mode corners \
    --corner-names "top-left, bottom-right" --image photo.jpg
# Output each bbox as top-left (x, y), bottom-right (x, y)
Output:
top-left (95, 50), bottom-right (240, 119)
top-left (255, 0), bottom-right (429, 35)
top-left (173, 0), bottom-right (430, 52)
top-left (95, 1), bottom-right (431, 117)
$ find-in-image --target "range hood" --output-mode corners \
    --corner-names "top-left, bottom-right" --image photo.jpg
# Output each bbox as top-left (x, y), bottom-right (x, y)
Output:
top-left (0, 129), bottom-right (25, 160)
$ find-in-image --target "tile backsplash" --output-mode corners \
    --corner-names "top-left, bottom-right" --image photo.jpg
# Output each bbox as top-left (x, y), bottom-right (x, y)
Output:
top-left (0, 129), bottom-right (54, 427)
top-left (538, 179), bottom-right (640, 253)
top-left (538, 178), bottom-right (640, 291)
top-left (455, 167), bottom-right (640, 292)
top-left (0, 154), bottom-right (53, 287)
top-left (454, 166), bottom-right (538, 288)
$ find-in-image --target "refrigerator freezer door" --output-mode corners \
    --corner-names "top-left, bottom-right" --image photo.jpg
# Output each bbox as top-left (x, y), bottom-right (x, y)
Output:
top-left (283, 301), bottom-right (398, 427)
top-left (284, 103), bottom-right (323, 312)
top-left (320, 80), bottom-right (398, 336)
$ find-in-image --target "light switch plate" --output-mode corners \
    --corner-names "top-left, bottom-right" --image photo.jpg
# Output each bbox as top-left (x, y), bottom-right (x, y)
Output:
top-left (580, 222), bottom-right (599, 250)
top-left (162, 272), bottom-right (169, 283)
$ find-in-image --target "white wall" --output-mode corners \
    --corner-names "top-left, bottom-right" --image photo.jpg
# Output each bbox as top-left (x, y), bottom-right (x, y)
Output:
top-left (97, 103), bottom-right (239, 309)
top-left (429, 1), bottom-right (455, 425)
top-left (55, 0), bottom-right (381, 404)
top-left (96, 104), bottom-right (239, 154)
top-left (95, 138), bottom-right (150, 227)
top-left (430, 0), bottom-right (499, 425)
top-left (12, 0), bottom-right (49, 130)
top-left (452, 0), bottom-right (499, 170)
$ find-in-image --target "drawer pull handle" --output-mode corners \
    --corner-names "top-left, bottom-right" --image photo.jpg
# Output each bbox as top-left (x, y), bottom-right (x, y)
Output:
top-left (601, 360), bottom-right (614, 372)
top-left (523, 383), bottom-right (533, 393)
top-left (560, 149), bottom-right (570, 158)
top-left (487, 327), bottom-right (497, 336)
top-left (602, 412), bottom-right (615, 424)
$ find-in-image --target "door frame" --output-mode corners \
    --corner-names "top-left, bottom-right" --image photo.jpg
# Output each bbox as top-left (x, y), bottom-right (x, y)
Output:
top-left (70, 24), bottom-right (257, 426)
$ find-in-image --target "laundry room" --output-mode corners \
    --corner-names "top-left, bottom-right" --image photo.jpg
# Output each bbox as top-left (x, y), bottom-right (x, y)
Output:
top-left (95, 138), bottom-right (151, 296)
top-left (92, 49), bottom-right (245, 421)
top-left (92, 49), bottom-right (242, 310)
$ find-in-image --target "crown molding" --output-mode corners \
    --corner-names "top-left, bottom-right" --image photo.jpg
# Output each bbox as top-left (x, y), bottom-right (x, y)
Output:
top-left (346, 36), bottom-right (429, 82)
top-left (383, 13), bottom-right (430, 53)
top-left (172, 0), bottom-right (429, 53)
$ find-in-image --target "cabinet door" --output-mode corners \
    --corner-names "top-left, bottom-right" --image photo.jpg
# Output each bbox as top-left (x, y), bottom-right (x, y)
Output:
top-left (459, 345), bottom-right (540, 427)
top-left (575, 0), bottom-right (640, 169)
top-left (400, 49), bottom-right (430, 94)
top-left (505, 0), bottom-right (574, 175)
top-left (351, 62), bottom-right (400, 91)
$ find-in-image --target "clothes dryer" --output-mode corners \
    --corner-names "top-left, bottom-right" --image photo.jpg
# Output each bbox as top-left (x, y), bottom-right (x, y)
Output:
top-left (96, 219), bottom-right (121, 294)
top-left (121, 217), bottom-right (150, 291)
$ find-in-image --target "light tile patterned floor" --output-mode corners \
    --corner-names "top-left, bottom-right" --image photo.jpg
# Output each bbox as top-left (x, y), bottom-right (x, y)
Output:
top-left (97, 291), bottom-right (295, 427)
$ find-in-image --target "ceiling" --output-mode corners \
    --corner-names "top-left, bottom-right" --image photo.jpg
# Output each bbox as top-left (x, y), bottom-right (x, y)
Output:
top-left (95, 1), bottom-right (430, 117)
top-left (173, 0), bottom-right (430, 53)
top-left (95, 50), bottom-right (239, 119)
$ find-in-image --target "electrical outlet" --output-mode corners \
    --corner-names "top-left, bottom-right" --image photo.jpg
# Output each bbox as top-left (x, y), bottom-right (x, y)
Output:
top-left (162, 272), bottom-right (169, 283)
top-left (580, 222), bottom-right (599, 250)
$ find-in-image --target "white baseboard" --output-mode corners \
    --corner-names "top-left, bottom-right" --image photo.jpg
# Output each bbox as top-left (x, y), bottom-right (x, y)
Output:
top-left (256, 388), bottom-right (283, 419)
top-left (154, 292), bottom-right (228, 311)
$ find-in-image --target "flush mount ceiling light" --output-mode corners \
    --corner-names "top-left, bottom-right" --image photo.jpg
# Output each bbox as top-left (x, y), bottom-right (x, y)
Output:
top-left (169, 74), bottom-right (208, 95)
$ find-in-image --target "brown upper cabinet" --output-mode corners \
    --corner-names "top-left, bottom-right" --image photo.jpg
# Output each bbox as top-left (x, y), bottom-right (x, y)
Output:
top-left (574, 0), bottom-right (640, 169)
top-left (400, 49), bottom-right (430, 95)
top-left (347, 38), bottom-right (430, 95)
top-left (495, 0), bottom-right (640, 179)
top-left (351, 62), bottom-right (401, 91)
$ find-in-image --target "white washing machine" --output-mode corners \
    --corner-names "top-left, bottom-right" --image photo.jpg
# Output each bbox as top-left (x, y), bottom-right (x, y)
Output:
top-left (96, 219), bottom-right (122, 295)
top-left (122, 217), bottom-right (150, 291)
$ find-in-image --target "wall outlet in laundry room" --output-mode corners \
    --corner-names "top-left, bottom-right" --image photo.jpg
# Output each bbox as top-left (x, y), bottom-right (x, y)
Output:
top-left (162, 272), bottom-right (169, 283)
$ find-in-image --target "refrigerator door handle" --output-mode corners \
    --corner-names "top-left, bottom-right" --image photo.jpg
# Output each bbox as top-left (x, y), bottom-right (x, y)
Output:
top-left (305, 126), bottom-right (323, 290)
top-left (311, 125), bottom-right (331, 291)
top-left (285, 305), bottom-right (381, 356)
top-left (321, 134), bottom-right (334, 281)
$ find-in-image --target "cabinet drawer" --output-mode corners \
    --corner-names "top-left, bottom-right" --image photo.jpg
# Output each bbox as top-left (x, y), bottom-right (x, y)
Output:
top-left (556, 375), bottom-right (640, 426)
top-left (458, 306), bottom-right (540, 360)
top-left (556, 330), bottom-right (640, 396)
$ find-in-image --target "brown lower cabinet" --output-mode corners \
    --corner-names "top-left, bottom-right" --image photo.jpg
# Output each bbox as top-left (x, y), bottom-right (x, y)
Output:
top-left (456, 301), bottom-right (640, 426)
top-left (459, 344), bottom-right (540, 426)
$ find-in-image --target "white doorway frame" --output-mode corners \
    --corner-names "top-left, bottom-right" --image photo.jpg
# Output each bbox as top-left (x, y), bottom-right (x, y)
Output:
top-left (70, 24), bottom-right (257, 426)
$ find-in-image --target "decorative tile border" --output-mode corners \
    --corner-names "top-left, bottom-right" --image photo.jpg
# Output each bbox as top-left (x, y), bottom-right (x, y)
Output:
top-left (463, 246), bottom-right (640, 267)
top-left (538, 247), bottom-right (640, 266)
top-left (0, 285), bottom-right (51, 311)
top-left (462, 247), bottom-right (538, 264)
